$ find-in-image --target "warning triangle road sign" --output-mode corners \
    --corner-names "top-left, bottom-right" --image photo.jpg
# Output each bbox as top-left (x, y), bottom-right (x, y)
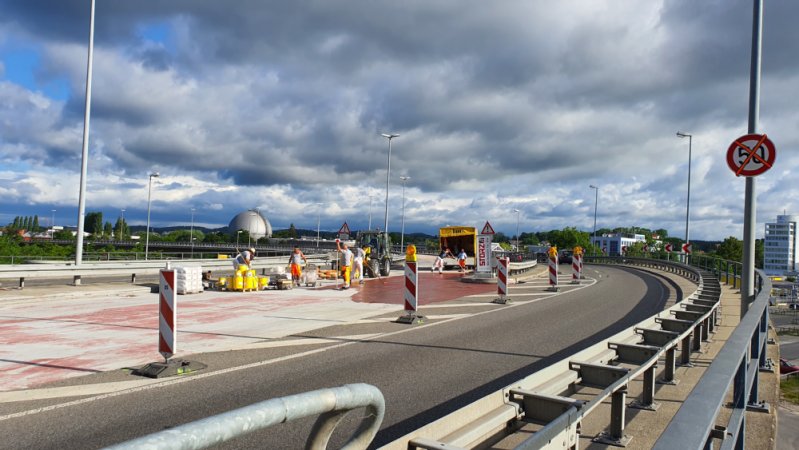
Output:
top-left (481, 221), bottom-right (496, 235)
top-left (338, 222), bottom-right (351, 235)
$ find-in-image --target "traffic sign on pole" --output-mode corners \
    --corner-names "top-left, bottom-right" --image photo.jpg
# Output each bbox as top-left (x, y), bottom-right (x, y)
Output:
top-left (337, 222), bottom-right (351, 240)
top-left (481, 221), bottom-right (496, 235)
top-left (726, 133), bottom-right (776, 177)
top-left (664, 243), bottom-right (673, 253)
top-left (682, 243), bottom-right (692, 254)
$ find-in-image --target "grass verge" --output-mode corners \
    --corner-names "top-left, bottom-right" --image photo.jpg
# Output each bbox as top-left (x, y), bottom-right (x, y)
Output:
top-left (782, 375), bottom-right (799, 404)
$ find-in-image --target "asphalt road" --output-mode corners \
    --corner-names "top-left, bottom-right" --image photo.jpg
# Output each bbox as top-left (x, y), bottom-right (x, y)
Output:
top-left (0, 265), bottom-right (685, 449)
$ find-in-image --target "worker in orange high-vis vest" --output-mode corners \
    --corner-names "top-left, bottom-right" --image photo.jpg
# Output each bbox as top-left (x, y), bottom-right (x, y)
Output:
top-left (336, 239), bottom-right (354, 289)
top-left (288, 247), bottom-right (308, 287)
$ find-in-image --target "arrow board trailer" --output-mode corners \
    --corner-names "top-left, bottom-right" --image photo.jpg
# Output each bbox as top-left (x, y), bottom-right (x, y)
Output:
top-left (439, 226), bottom-right (477, 270)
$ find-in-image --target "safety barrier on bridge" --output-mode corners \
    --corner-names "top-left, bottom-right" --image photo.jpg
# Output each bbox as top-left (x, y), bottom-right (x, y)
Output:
top-left (381, 257), bottom-right (724, 449)
top-left (104, 383), bottom-right (384, 450)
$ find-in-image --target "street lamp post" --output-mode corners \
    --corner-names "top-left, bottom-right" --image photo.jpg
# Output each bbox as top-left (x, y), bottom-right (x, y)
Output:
top-left (120, 209), bottom-right (125, 240)
top-left (400, 176), bottom-right (410, 251)
top-left (315, 203), bottom-right (323, 248)
top-left (380, 133), bottom-right (399, 247)
top-left (368, 193), bottom-right (374, 230)
top-left (677, 132), bottom-right (693, 262)
top-left (145, 172), bottom-right (159, 260)
top-left (236, 230), bottom-right (242, 248)
top-left (589, 185), bottom-right (599, 253)
top-left (190, 208), bottom-right (196, 258)
top-left (513, 209), bottom-right (520, 251)
top-left (74, 0), bottom-right (96, 266)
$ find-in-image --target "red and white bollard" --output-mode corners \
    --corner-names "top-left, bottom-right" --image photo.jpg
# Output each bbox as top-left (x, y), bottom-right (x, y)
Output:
top-left (397, 244), bottom-right (424, 324)
top-left (548, 248), bottom-right (559, 292)
top-left (493, 257), bottom-right (510, 304)
top-left (159, 269), bottom-right (176, 361)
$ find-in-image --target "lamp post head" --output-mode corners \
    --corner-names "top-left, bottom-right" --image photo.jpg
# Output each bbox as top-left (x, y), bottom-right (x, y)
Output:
top-left (676, 132), bottom-right (691, 139)
top-left (589, 184), bottom-right (598, 189)
top-left (149, 172), bottom-right (160, 179)
top-left (380, 133), bottom-right (400, 139)
top-left (400, 176), bottom-right (410, 182)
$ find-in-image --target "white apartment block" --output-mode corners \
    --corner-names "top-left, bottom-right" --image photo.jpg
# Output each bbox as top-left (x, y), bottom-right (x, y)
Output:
top-left (764, 214), bottom-right (798, 276)
top-left (590, 233), bottom-right (646, 256)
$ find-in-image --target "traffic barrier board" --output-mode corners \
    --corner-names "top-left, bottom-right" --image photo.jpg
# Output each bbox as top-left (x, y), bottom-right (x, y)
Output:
top-left (682, 243), bottom-right (692, 254)
top-left (664, 243), bottom-right (673, 253)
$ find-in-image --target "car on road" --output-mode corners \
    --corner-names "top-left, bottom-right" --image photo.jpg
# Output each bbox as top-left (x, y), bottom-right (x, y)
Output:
top-left (780, 358), bottom-right (799, 375)
top-left (559, 250), bottom-right (573, 264)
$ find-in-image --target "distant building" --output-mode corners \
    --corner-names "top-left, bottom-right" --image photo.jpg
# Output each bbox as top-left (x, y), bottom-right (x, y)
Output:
top-left (229, 209), bottom-right (273, 240)
top-left (590, 233), bottom-right (646, 256)
top-left (764, 215), bottom-right (798, 276)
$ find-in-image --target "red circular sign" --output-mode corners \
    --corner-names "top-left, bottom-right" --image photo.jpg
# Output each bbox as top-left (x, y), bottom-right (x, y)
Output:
top-left (726, 133), bottom-right (776, 177)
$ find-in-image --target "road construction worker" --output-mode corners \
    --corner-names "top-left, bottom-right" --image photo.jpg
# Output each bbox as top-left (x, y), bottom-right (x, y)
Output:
top-left (233, 248), bottom-right (255, 272)
top-left (336, 239), bottom-right (354, 289)
top-left (432, 247), bottom-right (454, 273)
top-left (457, 248), bottom-right (468, 273)
top-left (353, 245), bottom-right (366, 285)
top-left (288, 247), bottom-right (307, 287)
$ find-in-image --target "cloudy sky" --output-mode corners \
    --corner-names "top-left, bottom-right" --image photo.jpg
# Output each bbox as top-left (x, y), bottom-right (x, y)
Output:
top-left (1, 0), bottom-right (796, 240)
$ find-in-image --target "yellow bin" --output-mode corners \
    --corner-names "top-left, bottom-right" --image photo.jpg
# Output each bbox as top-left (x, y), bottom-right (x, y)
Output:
top-left (258, 276), bottom-right (270, 290)
top-left (218, 277), bottom-right (228, 290)
top-left (233, 275), bottom-right (244, 291)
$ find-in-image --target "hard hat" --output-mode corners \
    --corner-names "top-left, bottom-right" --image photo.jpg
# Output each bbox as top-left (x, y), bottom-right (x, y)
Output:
top-left (249, 247), bottom-right (256, 254)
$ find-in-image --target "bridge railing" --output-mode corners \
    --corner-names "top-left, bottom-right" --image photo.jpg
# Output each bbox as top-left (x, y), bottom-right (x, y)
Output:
top-left (104, 383), bottom-right (384, 450)
top-left (381, 257), bottom-right (721, 449)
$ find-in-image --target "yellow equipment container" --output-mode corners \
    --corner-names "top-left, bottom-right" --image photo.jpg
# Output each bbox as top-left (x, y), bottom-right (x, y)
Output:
top-left (258, 276), bottom-right (270, 290)
top-left (245, 273), bottom-right (257, 291)
top-left (218, 277), bottom-right (228, 290)
top-left (233, 275), bottom-right (244, 291)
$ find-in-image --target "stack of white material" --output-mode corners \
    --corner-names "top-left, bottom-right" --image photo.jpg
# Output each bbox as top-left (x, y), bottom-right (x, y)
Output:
top-left (174, 266), bottom-right (203, 294)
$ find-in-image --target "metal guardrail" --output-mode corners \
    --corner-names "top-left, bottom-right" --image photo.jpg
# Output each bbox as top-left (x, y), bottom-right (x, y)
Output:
top-left (654, 268), bottom-right (772, 449)
top-left (104, 383), bottom-right (385, 450)
top-left (381, 256), bottom-right (722, 449)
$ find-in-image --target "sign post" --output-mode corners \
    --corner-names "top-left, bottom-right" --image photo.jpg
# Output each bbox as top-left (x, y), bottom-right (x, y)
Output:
top-left (476, 221), bottom-right (495, 275)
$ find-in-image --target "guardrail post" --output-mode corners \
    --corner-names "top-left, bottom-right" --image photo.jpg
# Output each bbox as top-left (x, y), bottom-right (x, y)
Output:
top-left (131, 273), bottom-right (136, 283)
top-left (660, 347), bottom-right (677, 385)
top-left (680, 334), bottom-right (693, 367)
top-left (692, 324), bottom-right (703, 352)
top-left (19, 277), bottom-right (24, 289)
top-left (73, 275), bottom-right (81, 286)
top-left (630, 365), bottom-right (659, 411)
top-left (701, 317), bottom-right (710, 342)
top-left (593, 386), bottom-right (632, 446)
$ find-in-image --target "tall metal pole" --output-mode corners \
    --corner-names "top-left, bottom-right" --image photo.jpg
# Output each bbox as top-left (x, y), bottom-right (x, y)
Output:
top-left (400, 176), bottom-right (410, 250)
top-left (145, 173), bottom-right (158, 260)
top-left (742, 0), bottom-right (763, 317)
top-left (368, 193), bottom-right (373, 230)
top-left (677, 132), bottom-right (693, 263)
top-left (381, 133), bottom-right (399, 248)
top-left (74, 0), bottom-right (96, 265)
top-left (590, 185), bottom-right (599, 251)
top-left (51, 209), bottom-right (56, 228)
top-left (190, 208), bottom-right (195, 258)
top-left (513, 209), bottom-right (520, 250)
top-left (120, 208), bottom-right (125, 240)
top-left (316, 203), bottom-right (322, 248)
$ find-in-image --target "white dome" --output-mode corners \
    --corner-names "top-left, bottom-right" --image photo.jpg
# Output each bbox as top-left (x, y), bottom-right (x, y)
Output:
top-left (229, 210), bottom-right (272, 239)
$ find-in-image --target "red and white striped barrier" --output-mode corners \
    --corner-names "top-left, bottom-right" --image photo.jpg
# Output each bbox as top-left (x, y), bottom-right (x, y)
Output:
top-left (397, 245), bottom-right (424, 324)
top-left (571, 254), bottom-right (581, 284)
top-left (403, 260), bottom-right (418, 313)
top-left (578, 252), bottom-right (583, 277)
top-left (159, 269), bottom-right (176, 361)
top-left (494, 257), bottom-right (509, 304)
top-left (548, 252), bottom-right (559, 291)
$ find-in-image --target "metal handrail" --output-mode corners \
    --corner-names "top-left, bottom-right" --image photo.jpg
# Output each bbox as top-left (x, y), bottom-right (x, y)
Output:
top-left (654, 269), bottom-right (771, 449)
top-left (104, 383), bottom-right (385, 450)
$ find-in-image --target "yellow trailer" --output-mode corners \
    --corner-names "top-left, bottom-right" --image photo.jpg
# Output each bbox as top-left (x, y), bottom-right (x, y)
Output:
top-left (439, 226), bottom-right (477, 269)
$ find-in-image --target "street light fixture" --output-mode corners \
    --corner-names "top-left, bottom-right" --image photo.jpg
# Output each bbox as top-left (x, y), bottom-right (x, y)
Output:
top-left (145, 172), bottom-right (159, 260)
top-left (400, 176), bottom-right (410, 251)
top-left (368, 192), bottom-right (374, 230)
top-left (513, 209), bottom-right (521, 251)
top-left (236, 230), bottom-right (242, 248)
top-left (589, 185), bottom-right (599, 252)
top-left (51, 209), bottom-right (56, 237)
top-left (676, 132), bottom-right (693, 250)
top-left (190, 208), bottom-right (196, 258)
top-left (380, 133), bottom-right (400, 247)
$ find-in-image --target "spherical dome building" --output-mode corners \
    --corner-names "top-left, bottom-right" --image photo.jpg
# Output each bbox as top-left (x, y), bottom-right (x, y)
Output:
top-left (229, 210), bottom-right (273, 240)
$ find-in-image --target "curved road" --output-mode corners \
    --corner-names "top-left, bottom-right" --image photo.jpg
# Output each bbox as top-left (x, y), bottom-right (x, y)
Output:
top-left (0, 265), bottom-right (689, 449)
